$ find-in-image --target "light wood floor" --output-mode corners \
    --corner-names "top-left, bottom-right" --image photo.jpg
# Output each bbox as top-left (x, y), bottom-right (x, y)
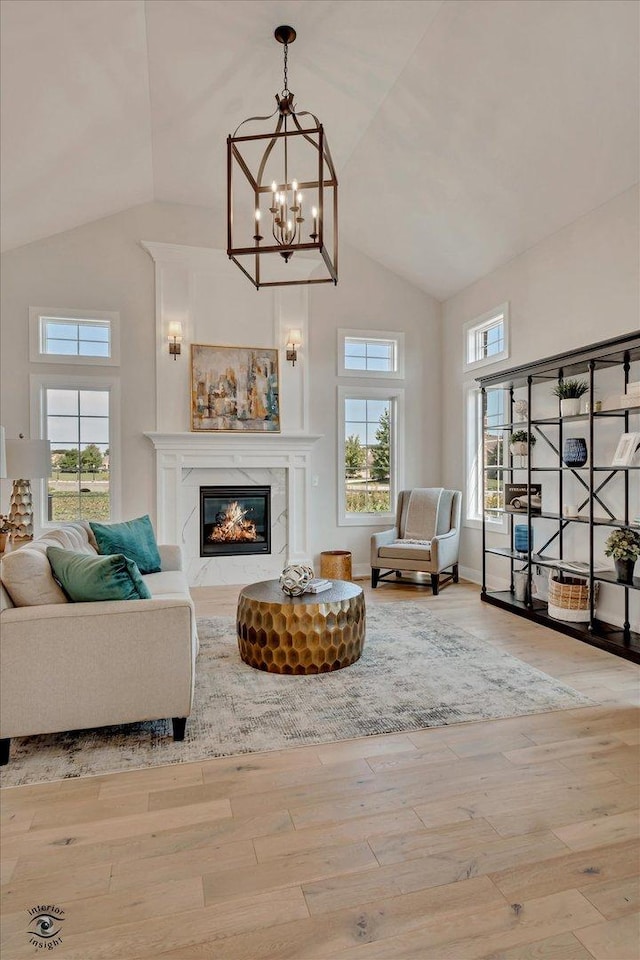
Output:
top-left (1, 581), bottom-right (639, 959)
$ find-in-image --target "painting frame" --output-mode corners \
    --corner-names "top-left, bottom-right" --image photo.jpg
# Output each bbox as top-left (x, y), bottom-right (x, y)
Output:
top-left (611, 432), bottom-right (640, 467)
top-left (191, 343), bottom-right (280, 433)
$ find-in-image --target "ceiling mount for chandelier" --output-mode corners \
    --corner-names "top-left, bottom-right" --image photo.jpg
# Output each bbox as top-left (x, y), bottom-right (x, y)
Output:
top-left (227, 25), bottom-right (338, 289)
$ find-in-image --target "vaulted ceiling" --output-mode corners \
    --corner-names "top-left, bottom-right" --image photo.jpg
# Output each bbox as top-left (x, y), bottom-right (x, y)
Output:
top-left (1, 0), bottom-right (638, 299)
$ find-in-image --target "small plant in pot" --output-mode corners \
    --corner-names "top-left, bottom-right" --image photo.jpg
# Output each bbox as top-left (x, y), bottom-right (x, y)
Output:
top-left (553, 378), bottom-right (588, 417)
top-left (510, 430), bottom-right (536, 458)
top-left (0, 515), bottom-right (12, 553)
top-left (604, 527), bottom-right (640, 584)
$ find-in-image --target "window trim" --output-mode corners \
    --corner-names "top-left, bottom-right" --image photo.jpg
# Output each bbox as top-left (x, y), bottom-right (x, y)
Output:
top-left (29, 307), bottom-right (121, 366)
top-left (464, 381), bottom-right (507, 533)
top-left (337, 328), bottom-right (405, 379)
top-left (463, 303), bottom-right (509, 372)
top-left (337, 384), bottom-right (404, 527)
top-left (30, 373), bottom-right (121, 530)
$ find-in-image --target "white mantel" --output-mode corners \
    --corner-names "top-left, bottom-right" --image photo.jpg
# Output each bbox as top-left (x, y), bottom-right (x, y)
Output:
top-left (145, 432), bottom-right (322, 575)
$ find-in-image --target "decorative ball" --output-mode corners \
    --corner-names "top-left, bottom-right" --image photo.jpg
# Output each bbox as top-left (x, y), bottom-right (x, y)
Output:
top-left (279, 564), bottom-right (314, 596)
top-left (514, 399), bottom-right (528, 422)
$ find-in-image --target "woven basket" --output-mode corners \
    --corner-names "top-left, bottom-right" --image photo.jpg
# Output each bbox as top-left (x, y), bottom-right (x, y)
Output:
top-left (548, 573), bottom-right (598, 623)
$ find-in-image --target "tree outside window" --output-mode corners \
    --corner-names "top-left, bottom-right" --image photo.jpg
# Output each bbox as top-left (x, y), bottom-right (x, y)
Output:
top-left (344, 397), bottom-right (392, 514)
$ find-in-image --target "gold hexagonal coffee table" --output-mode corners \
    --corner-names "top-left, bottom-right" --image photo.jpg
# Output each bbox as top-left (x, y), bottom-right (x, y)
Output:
top-left (237, 579), bottom-right (366, 674)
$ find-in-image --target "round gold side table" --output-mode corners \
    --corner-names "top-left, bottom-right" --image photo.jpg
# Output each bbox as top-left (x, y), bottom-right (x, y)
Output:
top-left (237, 579), bottom-right (365, 675)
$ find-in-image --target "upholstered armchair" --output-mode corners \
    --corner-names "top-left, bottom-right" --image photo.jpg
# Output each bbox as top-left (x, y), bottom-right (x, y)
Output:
top-left (371, 488), bottom-right (462, 594)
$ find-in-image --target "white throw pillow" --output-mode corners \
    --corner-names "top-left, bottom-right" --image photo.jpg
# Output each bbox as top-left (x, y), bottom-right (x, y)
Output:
top-left (0, 547), bottom-right (68, 606)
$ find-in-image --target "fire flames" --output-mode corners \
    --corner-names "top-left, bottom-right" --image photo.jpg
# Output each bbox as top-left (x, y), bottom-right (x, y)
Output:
top-left (209, 501), bottom-right (258, 543)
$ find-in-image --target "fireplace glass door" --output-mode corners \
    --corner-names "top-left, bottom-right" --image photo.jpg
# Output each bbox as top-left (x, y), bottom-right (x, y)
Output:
top-left (200, 486), bottom-right (271, 557)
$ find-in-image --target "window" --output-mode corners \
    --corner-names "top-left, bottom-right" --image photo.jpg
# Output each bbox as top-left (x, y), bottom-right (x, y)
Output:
top-left (465, 384), bottom-right (507, 530)
top-left (464, 303), bottom-right (509, 370)
top-left (29, 308), bottom-right (120, 365)
top-left (338, 386), bottom-right (404, 526)
top-left (31, 374), bottom-right (120, 526)
top-left (338, 329), bottom-right (405, 379)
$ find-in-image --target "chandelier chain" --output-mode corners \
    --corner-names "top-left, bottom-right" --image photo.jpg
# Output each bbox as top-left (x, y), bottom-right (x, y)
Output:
top-left (282, 42), bottom-right (289, 95)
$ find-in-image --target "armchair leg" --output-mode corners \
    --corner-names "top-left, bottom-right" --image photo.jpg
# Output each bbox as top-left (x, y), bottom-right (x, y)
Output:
top-left (0, 739), bottom-right (10, 765)
top-left (371, 568), bottom-right (380, 588)
top-left (430, 574), bottom-right (439, 596)
top-left (172, 718), bottom-right (187, 742)
top-left (453, 563), bottom-right (459, 583)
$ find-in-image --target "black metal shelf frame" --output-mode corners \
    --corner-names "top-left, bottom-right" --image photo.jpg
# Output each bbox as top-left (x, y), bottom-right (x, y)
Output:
top-left (478, 331), bottom-right (640, 663)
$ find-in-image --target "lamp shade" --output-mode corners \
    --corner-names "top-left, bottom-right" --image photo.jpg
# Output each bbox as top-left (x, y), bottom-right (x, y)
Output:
top-left (0, 426), bottom-right (6, 479)
top-left (5, 439), bottom-right (51, 479)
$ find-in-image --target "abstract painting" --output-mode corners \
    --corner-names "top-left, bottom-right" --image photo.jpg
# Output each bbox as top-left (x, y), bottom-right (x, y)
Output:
top-left (191, 344), bottom-right (280, 432)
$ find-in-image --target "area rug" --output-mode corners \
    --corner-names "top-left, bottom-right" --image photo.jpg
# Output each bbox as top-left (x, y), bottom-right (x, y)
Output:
top-left (0, 602), bottom-right (590, 786)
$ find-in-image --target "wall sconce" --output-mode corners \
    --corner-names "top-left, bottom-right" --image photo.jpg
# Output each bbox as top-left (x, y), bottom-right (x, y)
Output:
top-left (286, 329), bottom-right (302, 367)
top-left (168, 321), bottom-right (183, 360)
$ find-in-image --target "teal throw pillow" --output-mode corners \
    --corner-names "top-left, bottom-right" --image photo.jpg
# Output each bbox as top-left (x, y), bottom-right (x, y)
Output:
top-left (47, 546), bottom-right (152, 602)
top-left (89, 514), bottom-right (161, 575)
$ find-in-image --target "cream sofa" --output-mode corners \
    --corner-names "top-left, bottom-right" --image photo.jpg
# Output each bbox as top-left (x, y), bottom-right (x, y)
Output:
top-left (0, 522), bottom-right (197, 765)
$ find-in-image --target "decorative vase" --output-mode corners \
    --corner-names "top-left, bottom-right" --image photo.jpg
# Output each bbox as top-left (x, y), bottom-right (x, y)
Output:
top-left (513, 571), bottom-right (529, 603)
top-left (511, 442), bottom-right (528, 457)
top-left (514, 524), bottom-right (532, 553)
top-left (614, 558), bottom-right (636, 584)
top-left (560, 398), bottom-right (581, 417)
top-left (563, 437), bottom-right (588, 467)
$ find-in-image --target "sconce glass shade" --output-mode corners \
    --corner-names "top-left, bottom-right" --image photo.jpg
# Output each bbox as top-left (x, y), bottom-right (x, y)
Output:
top-left (168, 321), bottom-right (183, 359)
top-left (288, 329), bottom-right (302, 348)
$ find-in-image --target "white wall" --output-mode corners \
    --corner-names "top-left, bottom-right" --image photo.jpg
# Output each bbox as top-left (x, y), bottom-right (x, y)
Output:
top-left (441, 185), bottom-right (639, 626)
top-left (0, 201), bottom-right (440, 573)
top-left (308, 245), bottom-right (441, 573)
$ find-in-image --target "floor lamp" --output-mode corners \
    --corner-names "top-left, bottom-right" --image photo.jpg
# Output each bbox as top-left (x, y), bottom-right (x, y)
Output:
top-left (5, 436), bottom-right (51, 541)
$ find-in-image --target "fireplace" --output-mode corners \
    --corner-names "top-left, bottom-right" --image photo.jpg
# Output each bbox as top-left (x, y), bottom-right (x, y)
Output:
top-left (200, 485), bottom-right (271, 557)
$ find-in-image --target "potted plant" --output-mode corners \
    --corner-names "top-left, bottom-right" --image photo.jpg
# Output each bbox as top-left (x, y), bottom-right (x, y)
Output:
top-left (0, 515), bottom-right (12, 553)
top-left (510, 430), bottom-right (536, 457)
top-left (604, 527), bottom-right (640, 583)
top-left (553, 378), bottom-right (588, 417)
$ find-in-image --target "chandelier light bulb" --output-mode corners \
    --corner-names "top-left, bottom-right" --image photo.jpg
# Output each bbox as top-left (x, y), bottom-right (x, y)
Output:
top-left (311, 206), bottom-right (318, 217)
top-left (292, 180), bottom-right (298, 192)
top-left (297, 192), bottom-right (302, 203)
top-left (271, 181), bottom-right (277, 193)
top-left (255, 209), bottom-right (261, 221)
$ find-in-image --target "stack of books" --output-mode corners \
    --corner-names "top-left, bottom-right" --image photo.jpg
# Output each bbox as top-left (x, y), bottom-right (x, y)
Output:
top-left (306, 578), bottom-right (332, 594)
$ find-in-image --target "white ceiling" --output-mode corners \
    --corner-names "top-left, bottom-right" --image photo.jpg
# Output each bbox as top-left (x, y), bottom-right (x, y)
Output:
top-left (1, 0), bottom-right (638, 299)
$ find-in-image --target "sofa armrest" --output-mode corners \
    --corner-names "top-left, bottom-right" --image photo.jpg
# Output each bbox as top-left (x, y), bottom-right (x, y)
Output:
top-left (371, 528), bottom-right (398, 567)
top-left (430, 527), bottom-right (460, 572)
top-left (159, 544), bottom-right (183, 572)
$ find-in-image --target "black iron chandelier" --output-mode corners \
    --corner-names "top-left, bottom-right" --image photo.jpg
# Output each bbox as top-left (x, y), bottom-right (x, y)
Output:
top-left (227, 26), bottom-right (338, 289)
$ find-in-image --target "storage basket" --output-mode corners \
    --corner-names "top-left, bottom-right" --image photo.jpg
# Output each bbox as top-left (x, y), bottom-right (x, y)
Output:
top-left (547, 572), bottom-right (598, 623)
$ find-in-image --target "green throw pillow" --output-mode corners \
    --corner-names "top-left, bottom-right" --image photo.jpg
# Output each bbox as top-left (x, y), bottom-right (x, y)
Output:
top-left (47, 546), bottom-right (152, 602)
top-left (89, 514), bottom-right (161, 575)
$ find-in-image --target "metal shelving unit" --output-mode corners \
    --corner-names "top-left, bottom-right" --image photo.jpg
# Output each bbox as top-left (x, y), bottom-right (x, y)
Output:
top-left (477, 332), bottom-right (640, 663)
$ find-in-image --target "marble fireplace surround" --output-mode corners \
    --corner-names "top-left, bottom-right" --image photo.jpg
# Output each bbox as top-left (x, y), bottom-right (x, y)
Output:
top-left (145, 433), bottom-right (322, 586)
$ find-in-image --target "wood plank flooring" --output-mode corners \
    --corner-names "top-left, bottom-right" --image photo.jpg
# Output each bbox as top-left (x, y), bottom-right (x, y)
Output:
top-left (1, 581), bottom-right (638, 959)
